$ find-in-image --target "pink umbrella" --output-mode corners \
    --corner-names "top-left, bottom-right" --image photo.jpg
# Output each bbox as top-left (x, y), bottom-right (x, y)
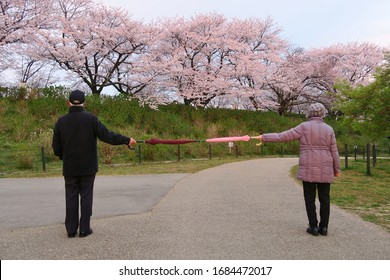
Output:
top-left (206, 135), bottom-right (250, 143)
top-left (206, 135), bottom-right (259, 143)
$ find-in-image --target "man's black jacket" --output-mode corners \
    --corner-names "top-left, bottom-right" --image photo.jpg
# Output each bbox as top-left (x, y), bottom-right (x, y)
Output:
top-left (52, 106), bottom-right (130, 176)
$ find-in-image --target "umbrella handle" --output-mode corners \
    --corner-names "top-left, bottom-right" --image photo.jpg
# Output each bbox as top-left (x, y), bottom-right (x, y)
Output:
top-left (250, 136), bottom-right (263, 146)
top-left (128, 140), bottom-right (144, 150)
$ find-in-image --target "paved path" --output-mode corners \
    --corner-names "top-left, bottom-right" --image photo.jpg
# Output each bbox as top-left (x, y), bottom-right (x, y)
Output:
top-left (0, 158), bottom-right (389, 259)
top-left (0, 174), bottom-right (190, 230)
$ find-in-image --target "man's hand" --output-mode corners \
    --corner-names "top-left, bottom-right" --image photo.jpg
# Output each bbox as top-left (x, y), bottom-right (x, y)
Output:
top-left (127, 138), bottom-right (137, 150)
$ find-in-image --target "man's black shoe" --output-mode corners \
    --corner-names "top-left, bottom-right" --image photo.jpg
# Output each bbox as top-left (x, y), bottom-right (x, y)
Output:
top-left (79, 229), bottom-right (93, 238)
top-left (319, 227), bottom-right (328, 236)
top-left (68, 233), bottom-right (76, 238)
top-left (306, 227), bottom-right (319, 236)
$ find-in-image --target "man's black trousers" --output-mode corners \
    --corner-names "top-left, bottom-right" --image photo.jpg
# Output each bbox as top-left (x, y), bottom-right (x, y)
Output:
top-left (64, 175), bottom-right (96, 234)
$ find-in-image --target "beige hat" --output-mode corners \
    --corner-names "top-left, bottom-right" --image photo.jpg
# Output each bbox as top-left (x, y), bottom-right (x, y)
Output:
top-left (307, 103), bottom-right (327, 118)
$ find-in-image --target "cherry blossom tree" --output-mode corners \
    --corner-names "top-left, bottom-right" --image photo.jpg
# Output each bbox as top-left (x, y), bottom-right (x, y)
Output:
top-left (108, 22), bottom-right (159, 96)
top-left (1, 1), bottom-right (386, 113)
top-left (3, 42), bottom-right (59, 87)
top-left (152, 14), bottom-right (232, 106)
top-left (34, 0), bottom-right (148, 95)
top-left (303, 42), bottom-right (385, 114)
top-left (0, 0), bottom-right (51, 46)
top-left (151, 14), bottom-right (287, 107)
top-left (227, 16), bottom-right (287, 110)
top-left (260, 42), bottom-right (386, 115)
top-left (259, 47), bottom-right (312, 115)
top-left (0, 0), bottom-right (53, 78)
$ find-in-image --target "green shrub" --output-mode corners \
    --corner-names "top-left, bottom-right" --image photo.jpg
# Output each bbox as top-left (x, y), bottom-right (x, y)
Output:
top-left (17, 156), bottom-right (34, 170)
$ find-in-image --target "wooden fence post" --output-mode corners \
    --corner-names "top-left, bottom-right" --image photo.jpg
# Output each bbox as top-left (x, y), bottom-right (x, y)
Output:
top-left (345, 144), bottom-right (348, 169)
top-left (41, 146), bottom-right (46, 172)
top-left (138, 145), bottom-right (142, 164)
top-left (366, 143), bottom-right (371, 176)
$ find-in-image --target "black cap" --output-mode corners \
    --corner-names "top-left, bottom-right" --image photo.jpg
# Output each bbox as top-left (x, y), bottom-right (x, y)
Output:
top-left (69, 90), bottom-right (85, 105)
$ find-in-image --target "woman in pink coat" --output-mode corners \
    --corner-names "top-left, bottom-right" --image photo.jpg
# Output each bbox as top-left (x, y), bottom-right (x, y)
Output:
top-left (258, 103), bottom-right (341, 236)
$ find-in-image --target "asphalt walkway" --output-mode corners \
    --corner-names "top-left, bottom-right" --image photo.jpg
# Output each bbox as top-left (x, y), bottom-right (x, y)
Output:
top-left (0, 158), bottom-right (389, 259)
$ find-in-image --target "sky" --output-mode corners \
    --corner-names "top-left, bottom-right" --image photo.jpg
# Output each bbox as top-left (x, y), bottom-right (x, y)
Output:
top-left (100, 0), bottom-right (390, 49)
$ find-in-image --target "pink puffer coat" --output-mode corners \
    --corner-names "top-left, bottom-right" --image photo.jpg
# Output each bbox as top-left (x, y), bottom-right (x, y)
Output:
top-left (262, 117), bottom-right (340, 183)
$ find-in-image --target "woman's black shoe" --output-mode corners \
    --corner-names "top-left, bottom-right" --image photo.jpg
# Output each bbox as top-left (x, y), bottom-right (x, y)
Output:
top-left (306, 227), bottom-right (319, 236)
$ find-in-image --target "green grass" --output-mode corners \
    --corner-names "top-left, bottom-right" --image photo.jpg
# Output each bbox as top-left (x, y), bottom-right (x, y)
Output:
top-left (333, 159), bottom-right (390, 232)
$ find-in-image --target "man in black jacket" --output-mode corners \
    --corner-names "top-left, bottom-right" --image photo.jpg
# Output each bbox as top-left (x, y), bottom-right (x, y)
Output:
top-left (52, 90), bottom-right (136, 238)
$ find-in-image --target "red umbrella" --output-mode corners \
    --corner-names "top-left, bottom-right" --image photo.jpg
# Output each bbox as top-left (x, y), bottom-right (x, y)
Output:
top-left (140, 138), bottom-right (201, 145)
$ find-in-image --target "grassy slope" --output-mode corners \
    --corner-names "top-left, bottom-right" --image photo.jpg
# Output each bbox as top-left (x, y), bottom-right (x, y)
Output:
top-left (0, 95), bottom-right (307, 174)
top-left (1, 95), bottom-right (386, 173)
